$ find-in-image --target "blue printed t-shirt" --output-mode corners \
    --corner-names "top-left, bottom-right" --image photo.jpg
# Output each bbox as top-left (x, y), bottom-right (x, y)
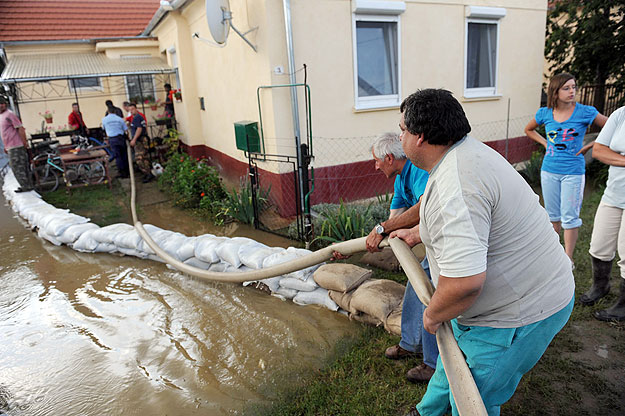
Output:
top-left (535, 103), bottom-right (599, 175)
top-left (390, 161), bottom-right (429, 210)
top-left (130, 113), bottom-right (147, 138)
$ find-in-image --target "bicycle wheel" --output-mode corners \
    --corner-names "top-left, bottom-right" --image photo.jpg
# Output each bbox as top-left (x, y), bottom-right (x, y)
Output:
top-left (77, 161), bottom-right (106, 184)
top-left (33, 164), bottom-right (59, 193)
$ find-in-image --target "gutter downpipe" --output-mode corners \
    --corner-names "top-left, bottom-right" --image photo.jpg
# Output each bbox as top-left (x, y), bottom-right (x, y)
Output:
top-left (282, 0), bottom-right (306, 233)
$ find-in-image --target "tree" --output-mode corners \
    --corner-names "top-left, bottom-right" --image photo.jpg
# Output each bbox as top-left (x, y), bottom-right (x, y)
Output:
top-left (545, 0), bottom-right (625, 112)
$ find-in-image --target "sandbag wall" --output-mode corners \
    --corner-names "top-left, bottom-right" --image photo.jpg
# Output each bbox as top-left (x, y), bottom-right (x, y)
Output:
top-left (2, 170), bottom-right (404, 335)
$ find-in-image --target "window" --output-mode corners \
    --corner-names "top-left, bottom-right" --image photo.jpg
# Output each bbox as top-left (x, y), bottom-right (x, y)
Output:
top-left (352, 1), bottom-right (404, 110)
top-left (69, 77), bottom-right (101, 92)
top-left (464, 6), bottom-right (506, 98)
top-left (125, 74), bottom-right (156, 104)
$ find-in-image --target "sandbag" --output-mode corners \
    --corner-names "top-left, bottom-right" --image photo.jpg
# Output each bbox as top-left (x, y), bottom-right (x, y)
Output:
top-left (293, 287), bottom-right (339, 311)
top-left (279, 274), bottom-right (318, 292)
top-left (207, 261), bottom-right (229, 272)
top-left (176, 237), bottom-right (197, 262)
top-left (350, 279), bottom-right (405, 324)
top-left (93, 242), bottom-right (117, 253)
top-left (238, 244), bottom-right (280, 269)
top-left (57, 223), bottom-right (100, 245)
top-left (114, 228), bottom-right (143, 250)
top-left (118, 247), bottom-right (148, 258)
top-left (183, 256), bottom-right (212, 270)
top-left (215, 237), bottom-right (255, 267)
top-left (263, 247), bottom-right (320, 280)
top-left (159, 232), bottom-right (189, 261)
top-left (194, 235), bottom-right (225, 264)
top-left (272, 286), bottom-right (298, 300)
top-left (350, 312), bottom-right (383, 327)
top-left (384, 307), bottom-right (402, 336)
top-left (313, 263), bottom-right (372, 293)
top-left (328, 290), bottom-right (358, 314)
top-left (41, 213), bottom-right (89, 237)
top-left (244, 275), bottom-right (283, 292)
top-left (72, 228), bottom-right (100, 252)
top-left (360, 247), bottom-right (401, 272)
top-left (92, 223), bottom-right (135, 245)
top-left (37, 228), bottom-right (62, 246)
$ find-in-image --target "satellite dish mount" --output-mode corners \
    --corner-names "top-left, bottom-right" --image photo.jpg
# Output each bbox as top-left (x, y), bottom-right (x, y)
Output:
top-left (202, 0), bottom-right (258, 52)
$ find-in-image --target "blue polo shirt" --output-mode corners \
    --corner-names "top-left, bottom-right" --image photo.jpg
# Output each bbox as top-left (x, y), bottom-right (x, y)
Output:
top-left (390, 161), bottom-right (429, 210)
top-left (101, 113), bottom-right (127, 138)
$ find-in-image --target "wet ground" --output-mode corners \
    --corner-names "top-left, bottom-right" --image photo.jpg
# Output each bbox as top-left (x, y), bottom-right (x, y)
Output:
top-left (0, 188), bottom-right (359, 415)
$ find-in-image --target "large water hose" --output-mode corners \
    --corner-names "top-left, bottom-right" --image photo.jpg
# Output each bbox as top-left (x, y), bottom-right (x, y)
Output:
top-left (126, 142), bottom-right (485, 413)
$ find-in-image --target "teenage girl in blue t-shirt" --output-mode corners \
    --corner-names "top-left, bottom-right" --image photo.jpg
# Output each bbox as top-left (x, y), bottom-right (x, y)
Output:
top-left (525, 73), bottom-right (607, 266)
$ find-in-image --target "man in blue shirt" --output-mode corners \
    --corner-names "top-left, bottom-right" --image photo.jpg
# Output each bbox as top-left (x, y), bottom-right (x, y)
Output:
top-left (102, 112), bottom-right (129, 178)
top-left (129, 103), bottom-right (154, 183)
top-left (367, 132), bottom-right (439, 383)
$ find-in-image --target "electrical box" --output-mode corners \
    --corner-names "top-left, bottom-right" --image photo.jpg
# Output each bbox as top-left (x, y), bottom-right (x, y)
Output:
top-left (234, 121), bottom-right (261, 153)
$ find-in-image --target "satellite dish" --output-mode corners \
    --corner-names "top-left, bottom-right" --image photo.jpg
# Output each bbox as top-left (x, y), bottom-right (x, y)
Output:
top-left (206, 0), bottom-right (230, 44)
top-left (203, 0), bottom-right (258, 52)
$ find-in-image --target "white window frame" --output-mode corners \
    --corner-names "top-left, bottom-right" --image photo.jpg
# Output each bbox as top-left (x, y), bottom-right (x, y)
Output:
top-left (352, 4), bottom-right (403, 110)
top-left (68, 77), bottom-right (103, 92)
top-left (464, 6), bottom-right (506, 99)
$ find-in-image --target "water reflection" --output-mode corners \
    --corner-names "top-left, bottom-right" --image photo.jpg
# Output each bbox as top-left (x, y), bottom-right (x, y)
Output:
top-left (0, 195), bottom-right (358, 415)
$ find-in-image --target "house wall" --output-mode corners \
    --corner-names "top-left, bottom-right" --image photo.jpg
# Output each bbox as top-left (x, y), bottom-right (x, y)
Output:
top-left (150, 0), bottom-right (547, 215)
top-left (4, 41), bottom-right (169, 139)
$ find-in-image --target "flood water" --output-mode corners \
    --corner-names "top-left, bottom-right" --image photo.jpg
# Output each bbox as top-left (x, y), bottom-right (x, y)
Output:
top-left (0, 192), bottom-right (359, 415)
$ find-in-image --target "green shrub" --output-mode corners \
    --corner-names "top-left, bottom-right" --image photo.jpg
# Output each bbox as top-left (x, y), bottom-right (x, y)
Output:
top-left (217, 181), bottom-right (271, 225)
top-left (520, 149), bottom-right (545, 188)
top-left (313, 200), bottom-right (373, 244)
top-left (586, 159), bottom-right (609, 189)
top-left (158, 153), bottom-right (226, 216)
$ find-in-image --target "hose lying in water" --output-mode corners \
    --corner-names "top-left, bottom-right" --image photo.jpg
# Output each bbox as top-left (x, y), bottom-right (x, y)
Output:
top-left (126, 143), bottom-right (485, 413)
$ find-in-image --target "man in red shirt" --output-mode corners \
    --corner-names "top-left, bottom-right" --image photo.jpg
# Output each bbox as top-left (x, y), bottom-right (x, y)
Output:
top-left (122, 101), bottom-right (146, 125)
top-left (68, 102), bottom-right (89, 136)
top-left (0, 96), bottom-right (33, 192)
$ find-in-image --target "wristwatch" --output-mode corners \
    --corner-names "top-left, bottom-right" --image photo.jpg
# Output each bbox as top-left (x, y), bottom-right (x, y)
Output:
top-left (375, 223), bottom-right (385, 235)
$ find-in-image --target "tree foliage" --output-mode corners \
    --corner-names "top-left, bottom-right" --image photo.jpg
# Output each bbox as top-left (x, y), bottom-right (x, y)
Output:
top-left (545, 0), bottom-right (625, 88)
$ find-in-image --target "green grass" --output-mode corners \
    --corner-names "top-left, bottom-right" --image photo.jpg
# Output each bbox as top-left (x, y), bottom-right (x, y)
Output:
top-left (42, 182), bottom-right (131, 226)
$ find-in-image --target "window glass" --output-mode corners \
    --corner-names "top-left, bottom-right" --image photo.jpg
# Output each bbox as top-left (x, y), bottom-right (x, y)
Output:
top-left (466, 22), bottom-right (497, 89)
top-left (126, 75), bottom-right (156, 103)
top-left (69, 77), bottom-right (100, 90)
top-left (356, 20), bottom-right (398, 97)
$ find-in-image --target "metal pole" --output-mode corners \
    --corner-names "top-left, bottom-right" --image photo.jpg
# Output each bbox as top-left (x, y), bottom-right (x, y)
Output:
top-left (505, 97), bottom-right (510, 161)
top-left (282, 0), bottom-right (305, 232)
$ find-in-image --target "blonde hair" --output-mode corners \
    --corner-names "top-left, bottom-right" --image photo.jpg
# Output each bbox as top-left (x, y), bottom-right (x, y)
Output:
top-left (547, 72), bottom-right (575, 109)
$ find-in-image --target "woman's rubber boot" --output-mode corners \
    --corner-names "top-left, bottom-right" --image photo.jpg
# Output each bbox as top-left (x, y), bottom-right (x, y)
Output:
top-left (579, 256), bottom-right (612, 306)
top-left (595, 279), bottom-right (625, 322)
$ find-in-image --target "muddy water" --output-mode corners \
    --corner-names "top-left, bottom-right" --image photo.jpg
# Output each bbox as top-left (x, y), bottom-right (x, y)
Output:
top-left (0, 195), bottom-right (359, 415)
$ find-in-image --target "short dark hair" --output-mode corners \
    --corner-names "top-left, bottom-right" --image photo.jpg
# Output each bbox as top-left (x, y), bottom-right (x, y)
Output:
top-left (128, 102), bottom-right (137, 108)
top-left (164, 83), bottom-right (171, 89)
top-left (105, 99), bottom-right (113, 107)
top-left (72, 102), bottom-right (79, 107)
top-left (400, 89), bottom-right (471, 146)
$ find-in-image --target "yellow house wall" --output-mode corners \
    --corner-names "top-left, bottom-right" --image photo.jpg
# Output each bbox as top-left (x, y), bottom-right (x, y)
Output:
top-left (4, 42), bottom-right (170, 140)
top-left (149, 0), bottom-right (547, 171)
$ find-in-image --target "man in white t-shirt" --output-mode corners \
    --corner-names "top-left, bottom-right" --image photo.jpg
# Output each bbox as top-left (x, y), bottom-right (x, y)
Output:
top-left (391, 89), bottom-right (575, 416)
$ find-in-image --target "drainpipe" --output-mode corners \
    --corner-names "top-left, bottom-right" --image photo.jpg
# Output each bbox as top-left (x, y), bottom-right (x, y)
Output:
top-left (282, 0), bottom-right (305, 221)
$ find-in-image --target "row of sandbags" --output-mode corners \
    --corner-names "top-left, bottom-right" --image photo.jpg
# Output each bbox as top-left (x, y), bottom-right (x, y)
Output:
top-left (2, 170), bottom-right (404, 334)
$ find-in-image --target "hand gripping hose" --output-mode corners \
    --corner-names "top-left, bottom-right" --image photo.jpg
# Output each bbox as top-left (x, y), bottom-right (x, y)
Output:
top-left (127, 142), bottom-right (485, 413)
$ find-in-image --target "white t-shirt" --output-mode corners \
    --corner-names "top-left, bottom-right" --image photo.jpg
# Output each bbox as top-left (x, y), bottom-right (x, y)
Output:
top-left (596, 106), bottom-right (625, 209)
top-left (419, 136), bottom-right (574, 328)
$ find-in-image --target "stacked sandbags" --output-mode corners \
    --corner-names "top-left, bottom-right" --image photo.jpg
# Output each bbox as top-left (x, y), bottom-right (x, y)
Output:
top-left (313, 263), bottom-right (404, 335)
top-left (1, 169), bottom-right (399, 319)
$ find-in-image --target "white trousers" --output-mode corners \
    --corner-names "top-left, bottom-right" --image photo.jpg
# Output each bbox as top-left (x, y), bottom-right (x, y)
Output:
top-left (589, 201), bottom-right (625, 280)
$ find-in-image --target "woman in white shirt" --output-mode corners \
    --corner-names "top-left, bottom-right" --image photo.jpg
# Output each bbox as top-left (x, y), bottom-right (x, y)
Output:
top-left (582, 106), bottom-right (625, 321)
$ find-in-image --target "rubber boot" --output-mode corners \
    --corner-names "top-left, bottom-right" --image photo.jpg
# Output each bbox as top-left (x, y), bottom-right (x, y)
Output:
top-left (579, 256), bottom-right (612, 306)
top-left (595, 279), bottom-right (625, 322)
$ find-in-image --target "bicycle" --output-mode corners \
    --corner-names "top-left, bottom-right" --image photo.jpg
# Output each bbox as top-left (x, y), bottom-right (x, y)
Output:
top-left (30, 144), bottom-right (106, 193)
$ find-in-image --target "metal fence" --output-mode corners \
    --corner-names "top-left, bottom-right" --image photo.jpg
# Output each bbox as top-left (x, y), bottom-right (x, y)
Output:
top-left (579, 83), bottom-right (625, 116)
